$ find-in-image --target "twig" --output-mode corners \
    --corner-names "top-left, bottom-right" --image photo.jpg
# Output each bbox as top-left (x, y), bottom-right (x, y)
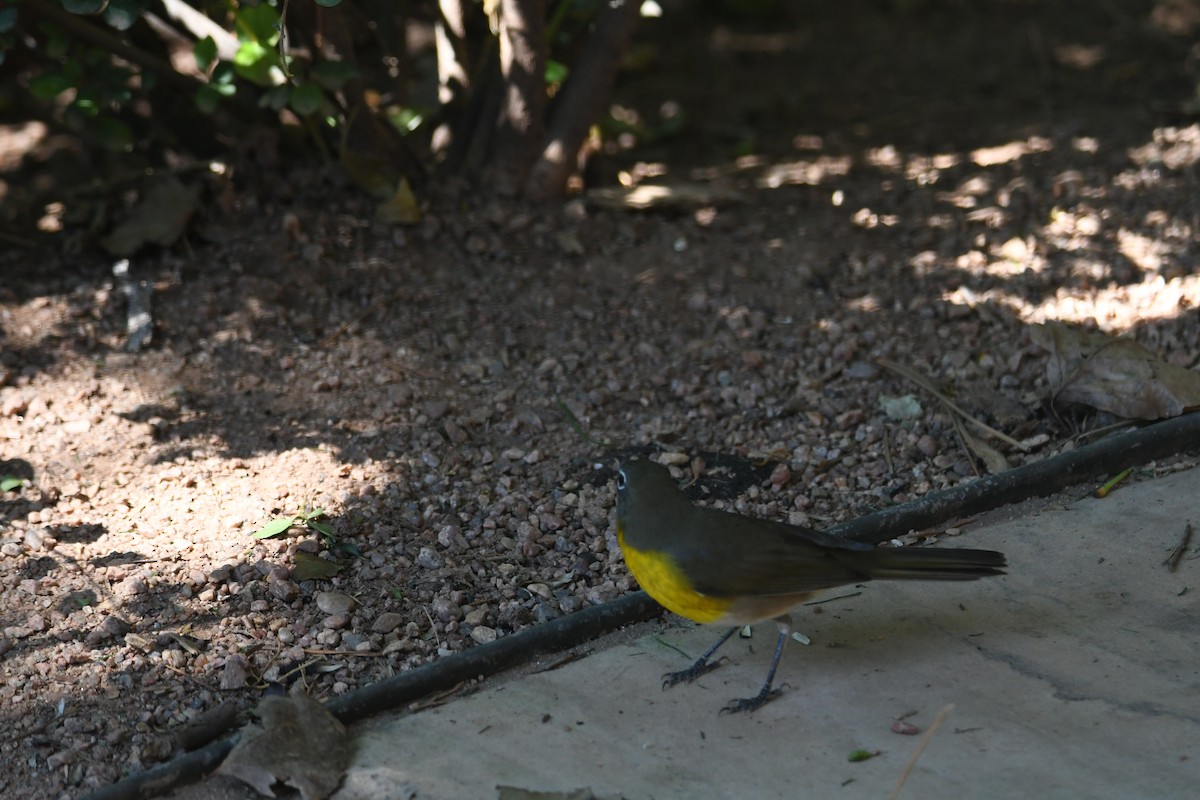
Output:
top-left (556, 394), bottom-right (598, 445)
top-left (408, 680), bottom-right (469, 711)
top-left (890, 703), bottom-right (955, 800)
top-left (1094, 468), bottom-right (1132, 498)
top-left (877, 359), bottom-right (1029, 451)
top-left (804, 591), bottom-right (862, 606)
top-left (534, 648), bottom-right (593, 673)
top-left (1164, 522), bottom-right (1194, 573)
top-left (302, 648), bottom-right (386, 657)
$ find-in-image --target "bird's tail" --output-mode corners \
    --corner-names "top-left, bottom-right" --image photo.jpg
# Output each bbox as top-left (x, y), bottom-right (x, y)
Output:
top-left (853, 547), bottom-right (1006, 581)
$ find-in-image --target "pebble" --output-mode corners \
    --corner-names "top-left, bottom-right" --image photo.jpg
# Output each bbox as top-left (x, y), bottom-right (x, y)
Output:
top-left (431, 595), bottom-right (462, 622)
top-left (322, 613), bottom-right (351, 630)
top-left (117, 575), bottom-right (149, 597)
top-left (219, 656), bottom-right (249, 690)
top-left (23, 528), bottom-right (46, 550)
top-left (371, 612), bottom-right (405, 633)
top-left (470, 625), bottom-right (498, 644)
top-left (416, 547), bottom-right (443, 569)
top-left (102, 616), bottom-right (132, 638)
top-left (316, 591), bottom-right (356, 615)
top-left (268, 578), bottom-right (298, 601)
top-left (917, 434), bottom-right (940, 457)
top-left (341, 632), bottom-right (368, 649)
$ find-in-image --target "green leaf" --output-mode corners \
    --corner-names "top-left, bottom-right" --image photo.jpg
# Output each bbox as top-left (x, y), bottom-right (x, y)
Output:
top-left (92, 116), bottom-right (132, 151)
top-left (334, 540), bottom-right (362, 558)
top-left (253, 516), bottom-right (298, 539)
top-left (291, 551), bottom-right (343, 581)
top-left (29, 72), bottom-right (74, 100)
top-left (258, 84), bottom-right (290, 110)
top-left (62, 0), bottom-right (107, 14)
top-left (103, 0), bottom-right (141, 31)
top-left (312, 60), bottom-right (358, 90)
top-left (194, 36), bottom-right (217, 72)
top-left (545, 59), bottom-right (568, 86)
top-left (212, 61), bottom-right (236, 86)
top-left (235, 3), bottom-right (280, 45)
top-left (234, 40), bottom-right (281, 86)
top-left (289, 82), bottom-right (324, 115)
top-left (307, 519), bottom-right (334, 538)
top-left (313, 0), bottom-right (343, 6)
top-left (0, 8), bottom-right (18, 33)
top-left (1, 476), bottom-right (23, 492)
top-left (195, 84), bottom-right (221, 114)
top-left (847, 749), bottom-right (879, 763)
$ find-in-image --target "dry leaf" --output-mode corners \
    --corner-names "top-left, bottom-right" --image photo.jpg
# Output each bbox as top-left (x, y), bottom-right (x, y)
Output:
top-left (292, 551), bottom-right (343, 582)
top-left (101, 176), bottom-right (200, 256)
top-left (218, 691), bottom-right (350, 800)
top-left (1033, 323), bottom-right (1200, 419)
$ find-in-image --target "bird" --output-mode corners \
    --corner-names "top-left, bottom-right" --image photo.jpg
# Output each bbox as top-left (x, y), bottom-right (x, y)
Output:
top-left (614, 458), bottom-right (1007, 713)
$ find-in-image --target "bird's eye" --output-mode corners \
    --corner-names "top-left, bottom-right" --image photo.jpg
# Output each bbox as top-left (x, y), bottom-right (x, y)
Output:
top-left (616, 469), bottom-right (627, 491)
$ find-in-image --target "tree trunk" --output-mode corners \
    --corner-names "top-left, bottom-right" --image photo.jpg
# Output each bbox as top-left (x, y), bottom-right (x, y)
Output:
top-left (524, 0), bottom-right (640, 201)
top-left (486, 0), bottom-right (547, 196)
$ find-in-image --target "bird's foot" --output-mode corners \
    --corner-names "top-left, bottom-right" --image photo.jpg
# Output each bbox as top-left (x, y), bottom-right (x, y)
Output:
top-left (719, 687), bottom-right (783, 714)
top-left (662, 657), bottom-right (725, 690)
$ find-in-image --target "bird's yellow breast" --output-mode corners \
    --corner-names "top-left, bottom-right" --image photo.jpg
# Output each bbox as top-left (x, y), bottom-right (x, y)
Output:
top-left (617, 524), bottom-right (730, 624)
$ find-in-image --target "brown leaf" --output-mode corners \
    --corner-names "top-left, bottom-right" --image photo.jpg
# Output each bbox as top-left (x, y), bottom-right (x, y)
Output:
top-left (218, 692), bottom-right (350, 800)
top-left (101, 176), bottom-right (201, 256)
top-left (292, 551), bottom-right (343, 582)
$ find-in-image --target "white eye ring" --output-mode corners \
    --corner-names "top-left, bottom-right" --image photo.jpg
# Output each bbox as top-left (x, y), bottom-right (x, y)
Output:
top-left (616, 469), bottom-right (627, 491)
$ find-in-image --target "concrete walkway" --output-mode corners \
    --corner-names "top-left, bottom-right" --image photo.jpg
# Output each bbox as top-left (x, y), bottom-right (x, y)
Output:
top-left (172, 466), bottom-right (1200, 800)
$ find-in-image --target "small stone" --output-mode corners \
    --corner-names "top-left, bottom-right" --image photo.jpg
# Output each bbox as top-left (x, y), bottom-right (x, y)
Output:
top-left (916, 435), bottom-right (939, 457)
top-left (219, 656), bottom-right (248, 690)
top-left (322, 613), bottom-right (351, 630)
top-left (416, 547), bottom-right (443, 569)
top-left (463, 607), bottom-right (488, 626)
top-left (117, 575), bottom-right (149, 597)
top-left (470, 626), bottom-right (498, 644)
top-left (371, 612), bottom-right (405, 633)
top-left (268, 578), bottom-right (298, 602)
top-left (316, 591), bottom-right (356, 615)
top-left (101, 616), bottom-right (132, 637)
top-left (1, 542), bottom-right (21, 557)
top-left (341, 632), bottom-right (368, 649)
top-left (558, 595), bottom-right (583, 614)
top-left (437, 525), bottom-right (462, 550)
top-left (431, 595), bottom-right (462, 622)
top-left (23, 528), bottom-right (46, 551)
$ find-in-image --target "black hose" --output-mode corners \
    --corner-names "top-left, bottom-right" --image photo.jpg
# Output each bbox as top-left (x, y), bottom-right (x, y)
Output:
top-left (831, 413), bottom-right (1200, 545)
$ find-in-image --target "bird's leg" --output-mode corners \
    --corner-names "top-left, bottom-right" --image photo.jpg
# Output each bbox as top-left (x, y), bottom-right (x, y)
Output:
top-left (721, 616), bottom-right (790, 714)
top-left (662, 626), bottom-right (739, 689)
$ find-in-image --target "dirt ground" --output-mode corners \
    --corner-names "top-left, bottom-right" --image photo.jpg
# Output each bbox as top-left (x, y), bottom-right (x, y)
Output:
top-left (2, 1), bottom-right (1200, 797)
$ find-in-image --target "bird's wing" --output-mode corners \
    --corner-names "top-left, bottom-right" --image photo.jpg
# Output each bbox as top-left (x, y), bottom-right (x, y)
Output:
top-left (671, 509), bottom-right (874, 598)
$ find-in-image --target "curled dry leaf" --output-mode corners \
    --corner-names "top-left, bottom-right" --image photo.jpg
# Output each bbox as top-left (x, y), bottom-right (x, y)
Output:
top-left (1032, 322), bottom-right (1200, 420)
top-left (218, 691), bottom-right (350, 800)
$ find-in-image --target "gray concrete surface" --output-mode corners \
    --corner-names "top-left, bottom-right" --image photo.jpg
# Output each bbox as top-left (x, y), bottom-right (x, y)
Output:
top-left (329, 466), bottom-right (1200, 800)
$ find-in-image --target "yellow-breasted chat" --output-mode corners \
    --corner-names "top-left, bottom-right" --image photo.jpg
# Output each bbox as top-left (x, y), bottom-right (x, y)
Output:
top-left (615, 458), bottom-right (1007, 713)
